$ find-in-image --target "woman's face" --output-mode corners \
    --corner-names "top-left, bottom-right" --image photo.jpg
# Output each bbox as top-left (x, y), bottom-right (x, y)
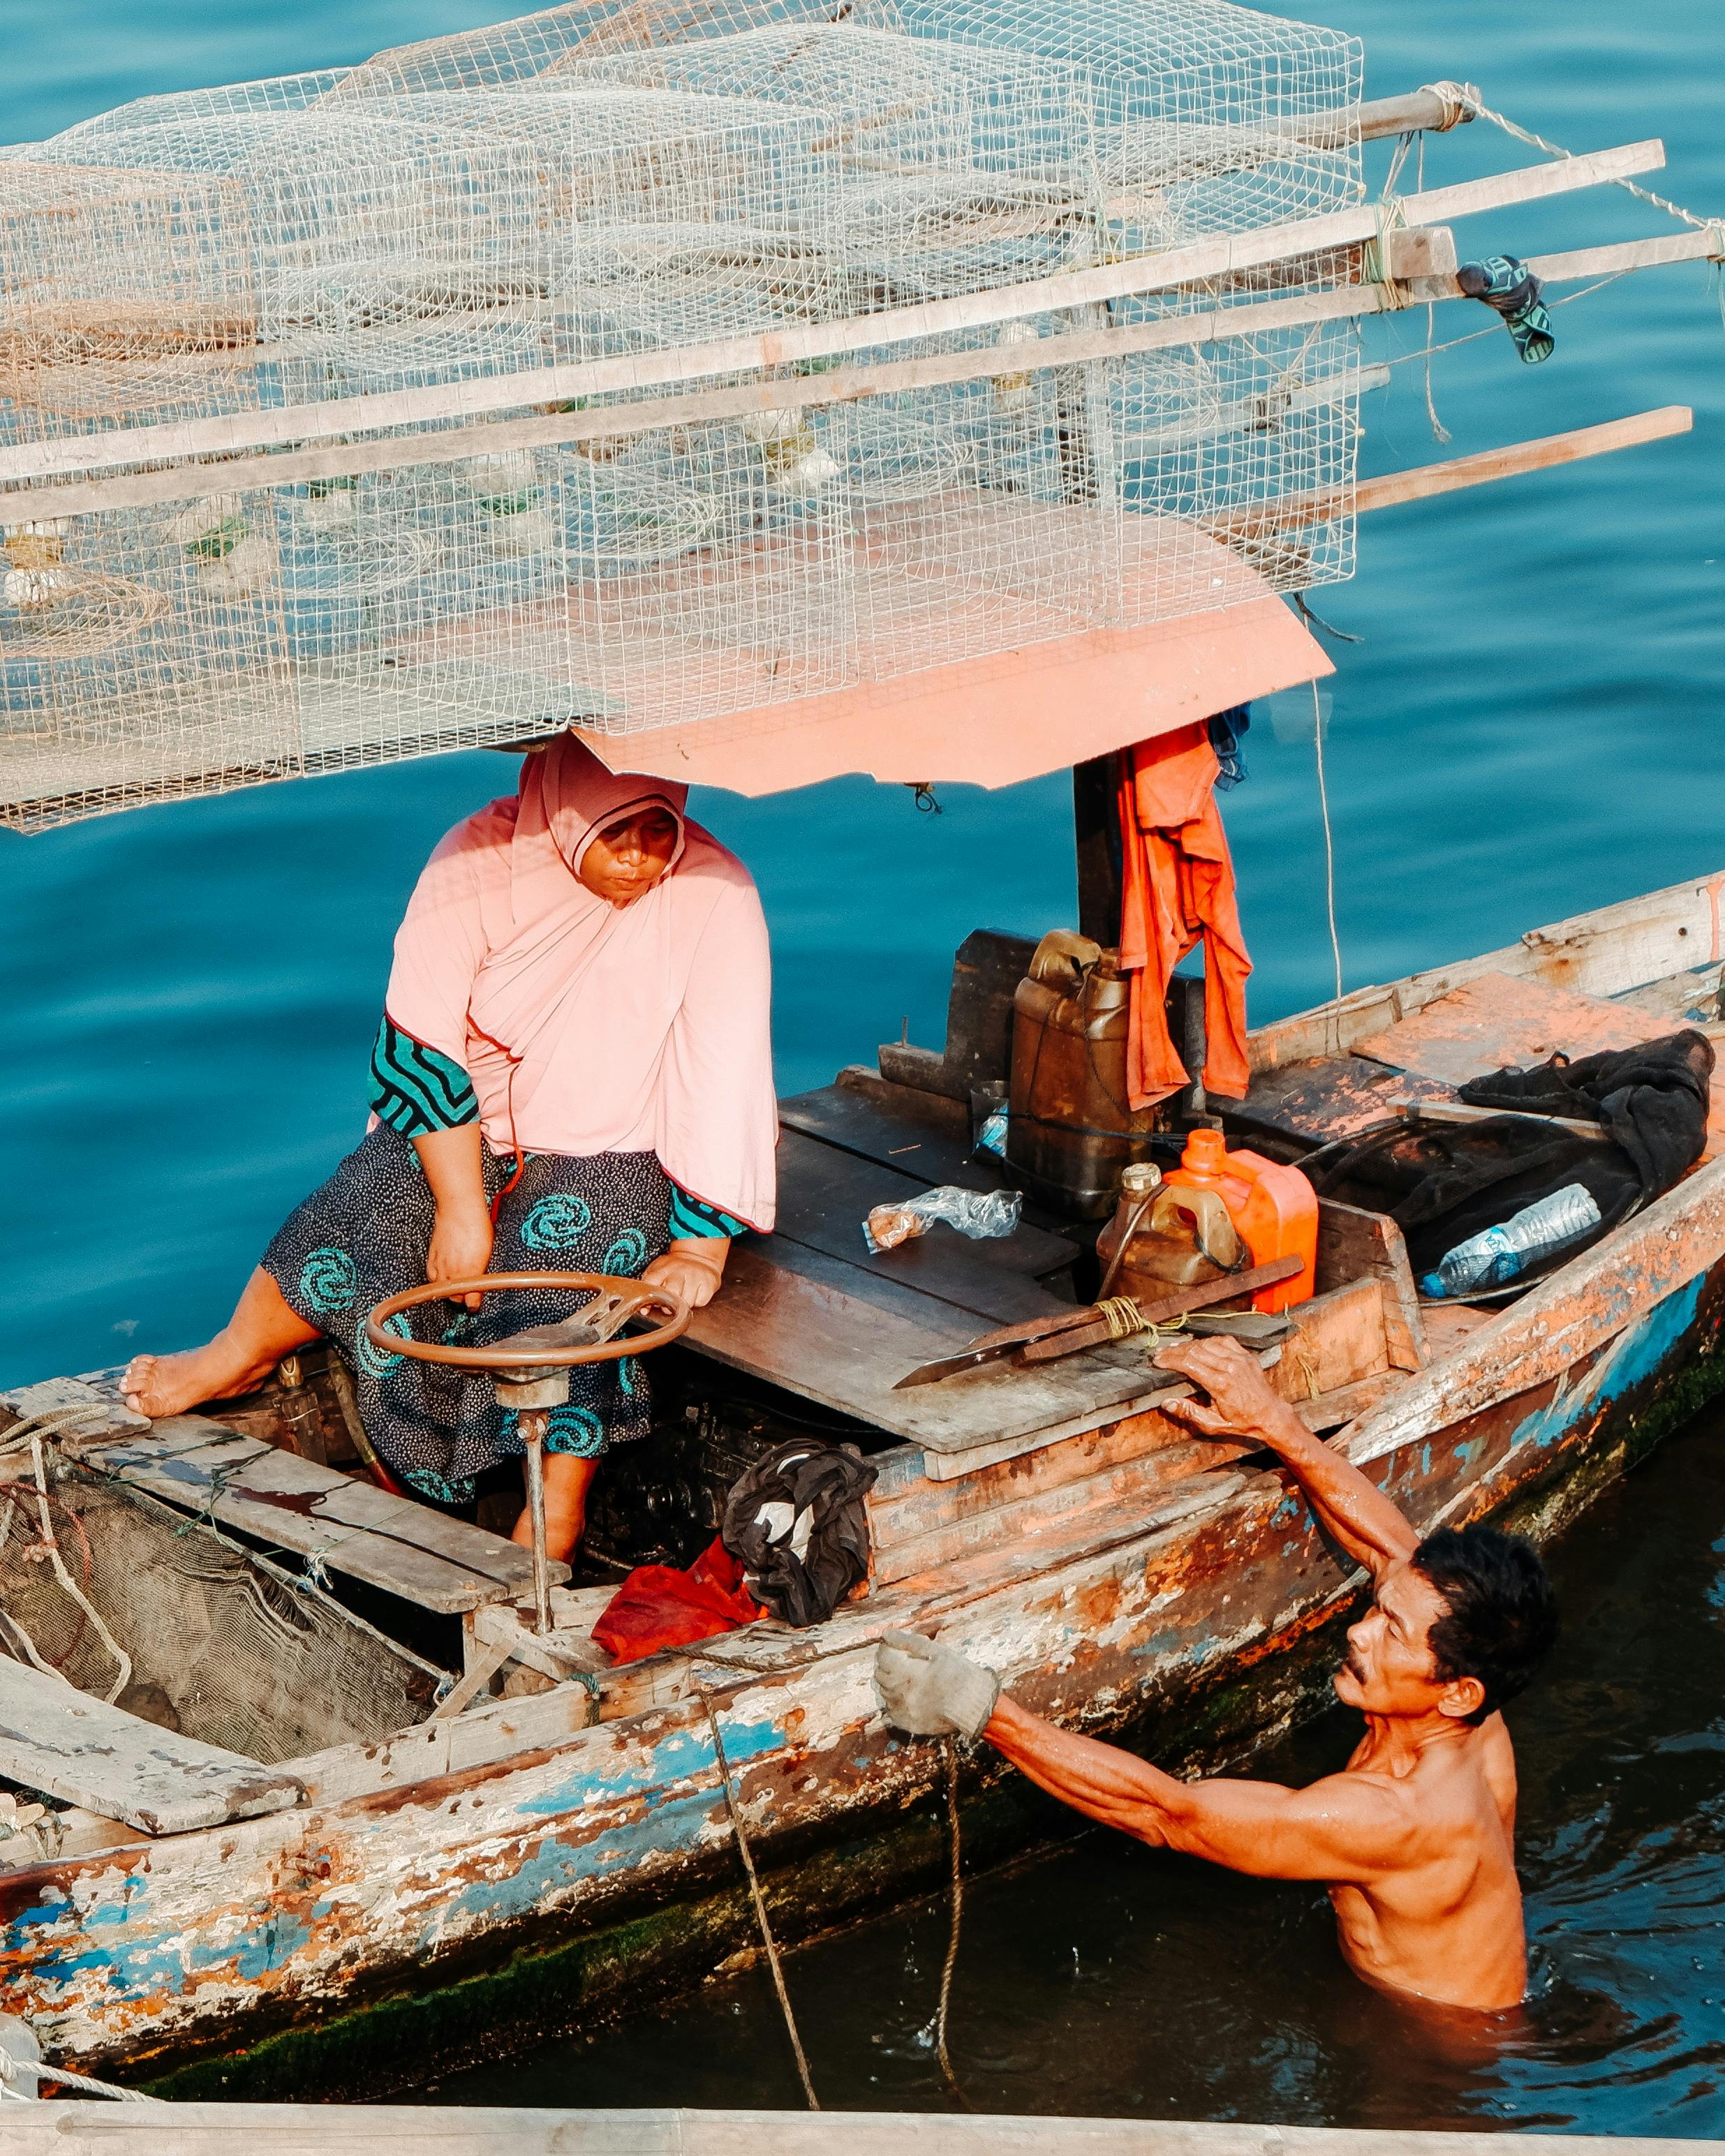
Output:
top-left (576, 805), bottom-right (680, 907)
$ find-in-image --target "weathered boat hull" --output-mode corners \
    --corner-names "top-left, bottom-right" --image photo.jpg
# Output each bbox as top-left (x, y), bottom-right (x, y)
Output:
top-left (5, 1189), bottom-right (1722, 2099)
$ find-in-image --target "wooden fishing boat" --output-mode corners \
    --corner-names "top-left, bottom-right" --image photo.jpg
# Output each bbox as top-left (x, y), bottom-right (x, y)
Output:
top-left (3, 865), bottom-right (1724, 2097)
top-left (6, 0), bottom-right (1725, 2102)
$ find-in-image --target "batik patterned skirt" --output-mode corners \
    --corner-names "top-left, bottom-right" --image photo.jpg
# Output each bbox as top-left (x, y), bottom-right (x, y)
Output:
top-left (262, 1127), bottom-right (673, 1503)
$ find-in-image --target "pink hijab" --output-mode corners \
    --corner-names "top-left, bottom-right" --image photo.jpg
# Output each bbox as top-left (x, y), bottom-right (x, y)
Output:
top-left (385, 736), bottom-right (778, 1231)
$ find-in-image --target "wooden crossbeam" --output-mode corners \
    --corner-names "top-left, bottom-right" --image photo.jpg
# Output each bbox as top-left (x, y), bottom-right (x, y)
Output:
top-left (6, 217), bottom-right (1713, 523)
top-left (0, 137), bottom-right (1666, 490)
top-left (1206, 406), bottom-right (1693, 547)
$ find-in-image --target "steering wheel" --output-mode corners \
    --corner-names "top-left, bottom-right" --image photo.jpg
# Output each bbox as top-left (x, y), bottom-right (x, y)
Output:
top-left (364, 1270), bottom-right (690, 1374)
top-left (362, 1271), bottom-right (692, 1639)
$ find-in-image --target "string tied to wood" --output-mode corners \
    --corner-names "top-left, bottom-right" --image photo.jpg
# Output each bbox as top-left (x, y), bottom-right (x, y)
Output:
top-left (1416, 81), bottom-right (1484, 135)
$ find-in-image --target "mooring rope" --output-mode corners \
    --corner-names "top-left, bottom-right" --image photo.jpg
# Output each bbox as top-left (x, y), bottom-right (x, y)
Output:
top-left (933, 1734), bottom-right (968, 2106)
top-left (0, 2042), bottom-right (164, 2104)
top-left (27, 1438), bottom-right (130, 1704)
top-left (1312, 678), bottom-right (1344, 1010)
top-left (1431, 82), bottom-right (1722, 238)
top-left (697, 1684), bottom-right (820, 2111)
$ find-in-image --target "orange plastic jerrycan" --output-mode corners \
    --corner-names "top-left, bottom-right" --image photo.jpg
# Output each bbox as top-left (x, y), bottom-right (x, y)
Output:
top-left (1164, 1129), bottom-right (1317, 1312)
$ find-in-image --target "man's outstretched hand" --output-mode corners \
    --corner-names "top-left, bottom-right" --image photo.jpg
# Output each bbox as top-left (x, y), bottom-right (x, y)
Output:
top-left (1154, 1333), bottom-right (1294, 1443)
top-left (875, 1630), bottom-right (1000, 1740)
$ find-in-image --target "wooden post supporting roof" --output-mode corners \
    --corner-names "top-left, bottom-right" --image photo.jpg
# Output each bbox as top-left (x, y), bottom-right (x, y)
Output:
top-left (1073, 756), bottom-right (1122, 947)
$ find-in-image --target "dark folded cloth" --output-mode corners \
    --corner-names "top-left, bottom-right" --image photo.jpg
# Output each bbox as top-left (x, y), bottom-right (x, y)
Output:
top-left (1313, 1029), bottom-right (1712, 1276)
top-left (1456, 254), bottom-right (1555, 363)
top-left (1458, 1029), bottom-right (1713, 1197)
top-left (723, 1438), bottom-right (877, 1629)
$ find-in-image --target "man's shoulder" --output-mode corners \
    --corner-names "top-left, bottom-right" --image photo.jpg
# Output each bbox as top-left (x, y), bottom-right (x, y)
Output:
top-left (1399, 1727), bottom-right (1515, 1831)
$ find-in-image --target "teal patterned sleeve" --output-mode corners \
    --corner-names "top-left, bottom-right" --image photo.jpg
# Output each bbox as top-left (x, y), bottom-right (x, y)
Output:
top-left (368, 1015), bottom-right (479, 1137)
top-left (667, 1181), bottom-right (747, 1240)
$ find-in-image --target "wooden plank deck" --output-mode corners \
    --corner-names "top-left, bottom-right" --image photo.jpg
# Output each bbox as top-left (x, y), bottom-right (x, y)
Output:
top-left (688, 1235), bottom-right (1183, 1456)
top-left (66, 1420), bottom-right (563, 1614)
top-left (0, 1660), bottom-right (302, 1834)
top-left (8, 2106), bottom-right (1718, 2155)
top-left (681, 1083), bottom-right (1205, 1460)
top-left (1353, 969), bottom-right (1667, 1086)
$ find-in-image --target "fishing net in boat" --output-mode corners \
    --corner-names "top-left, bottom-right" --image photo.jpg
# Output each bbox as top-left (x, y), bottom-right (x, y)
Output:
top-left (0, 1455), bottom-right (441, 1764)
top-left (0, 0), bottom-right (1362, 829)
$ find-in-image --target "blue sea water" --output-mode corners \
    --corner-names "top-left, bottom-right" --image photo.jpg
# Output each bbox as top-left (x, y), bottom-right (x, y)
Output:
top-left (0, 1), bottom-right (1722, 2128)
top-left (1, 0), bottom-right (1721, 1390)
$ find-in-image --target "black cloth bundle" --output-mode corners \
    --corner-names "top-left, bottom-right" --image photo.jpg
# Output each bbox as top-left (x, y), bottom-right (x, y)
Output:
top-left (1312, 1030), bottom-right (1712, 1277)
top-left (722, 1438), bottom-right (878, 1628)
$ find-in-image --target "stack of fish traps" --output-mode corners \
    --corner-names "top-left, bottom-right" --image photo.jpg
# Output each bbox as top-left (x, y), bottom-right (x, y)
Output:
top-left (0, 0), bottom-right (1364, 828)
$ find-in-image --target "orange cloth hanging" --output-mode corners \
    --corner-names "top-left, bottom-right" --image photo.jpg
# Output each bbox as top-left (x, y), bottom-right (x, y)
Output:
top-left (1117, 723), bottom-right (1252, 1108)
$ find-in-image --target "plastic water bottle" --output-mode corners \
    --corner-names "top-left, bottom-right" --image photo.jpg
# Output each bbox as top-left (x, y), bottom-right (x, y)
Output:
top-left (1420, 1183), bottom-right (1603, 1298)
top-left (976, 1106), bottom-right (1009, 1159)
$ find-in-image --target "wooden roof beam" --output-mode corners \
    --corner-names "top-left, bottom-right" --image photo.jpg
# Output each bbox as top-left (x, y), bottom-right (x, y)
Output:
top-left (0, 137), bottom-right (1667, 489)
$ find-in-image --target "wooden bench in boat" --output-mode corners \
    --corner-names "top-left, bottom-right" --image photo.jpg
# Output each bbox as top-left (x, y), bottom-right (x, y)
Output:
top-left (0, 1658), bottom-right (302, 1835)
top-left (53, 1406), bottom-right (565, 1615)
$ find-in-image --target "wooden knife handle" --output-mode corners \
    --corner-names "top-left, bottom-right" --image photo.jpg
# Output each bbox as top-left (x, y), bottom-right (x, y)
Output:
top-left (1016, 1255), bottom-right (1303, 1367)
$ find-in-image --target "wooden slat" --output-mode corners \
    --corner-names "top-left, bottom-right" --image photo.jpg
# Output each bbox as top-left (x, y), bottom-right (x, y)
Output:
top-left (1315, 1201), bottom-right (1428, 1373)
top-left (1296, 1369), bottom-right (1409, 1434)
top-left (769, 1127), bottom-right (1074, 1324)
top-left (1210, 408), bottom-right (1693, 544)
top-left (0, 205), bottom-right (1386, 486)
top-left (0, 1658), bottom-right (302, 1836)
top-left (80, 1421), bottom-right (562, 1612)
top-left (0, 291), bottom-right (1378, 516)
top-left (686, 1237), bottom-right (1194, 1455)
top-left (0, 1375), bottom-right (149, 1441)
top-left (6, 2102), bottom-right (1719, 2154)
top-left (1273, 1278), bottom-right (1390, 1401)
top-left (0, 138), bottom-right (1667, 498)
top-left (778, 1084), bottom-right (1017, 1195)
top-left (1404, 137), bottom-right (1664, 223)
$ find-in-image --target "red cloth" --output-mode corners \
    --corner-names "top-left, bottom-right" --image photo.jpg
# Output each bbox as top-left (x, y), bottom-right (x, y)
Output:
top-left (592, 1538), bottom-right (764, 1665)
top-left (1117, 724), bottom-right (1252, 1108)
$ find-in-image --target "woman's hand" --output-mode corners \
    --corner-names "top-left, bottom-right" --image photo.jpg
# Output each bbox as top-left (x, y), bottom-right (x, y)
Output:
top-left (426, 1201), bottom-right (495, 1311)
top-left (642, 1236), bottom-right (730, 1311)
top-left (413, 1125), bottom-right (494, 1311)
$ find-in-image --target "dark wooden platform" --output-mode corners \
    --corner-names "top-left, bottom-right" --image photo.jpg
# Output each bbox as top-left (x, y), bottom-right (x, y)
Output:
top-left (685, 1076), bottom-right (1190, 1459)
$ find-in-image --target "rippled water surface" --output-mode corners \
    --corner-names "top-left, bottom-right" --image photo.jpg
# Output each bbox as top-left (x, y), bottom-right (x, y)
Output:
top-left (1, 0), bottom-right (1722, 2130)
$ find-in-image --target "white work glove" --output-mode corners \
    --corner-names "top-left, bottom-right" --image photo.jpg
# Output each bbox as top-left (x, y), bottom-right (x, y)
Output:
top-left (874, 1629), bottom-right (1000, 1741)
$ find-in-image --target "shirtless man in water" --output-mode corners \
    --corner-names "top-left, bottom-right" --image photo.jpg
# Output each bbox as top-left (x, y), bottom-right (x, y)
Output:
top-left (875, 1335), bottom-right (1559, 2012)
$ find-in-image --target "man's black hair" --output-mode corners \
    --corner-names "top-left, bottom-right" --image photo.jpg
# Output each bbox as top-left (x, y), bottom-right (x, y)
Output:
top-left (1412, 1525), bottom-right (1559, 1724)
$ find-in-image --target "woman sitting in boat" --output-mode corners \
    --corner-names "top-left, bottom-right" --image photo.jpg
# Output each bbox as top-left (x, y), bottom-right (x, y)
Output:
top-left (121, 736), bottom-right (778, 1560)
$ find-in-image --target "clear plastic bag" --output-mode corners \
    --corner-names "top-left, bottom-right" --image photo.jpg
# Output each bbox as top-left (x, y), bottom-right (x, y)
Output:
top-left (864, 1185), bottom-right (1023, 1254)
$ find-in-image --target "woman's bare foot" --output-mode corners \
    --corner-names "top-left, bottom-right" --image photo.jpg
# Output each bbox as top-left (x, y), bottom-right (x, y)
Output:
top-left (121, 1336), bottom-right (274, 1419)
top-left (121, 1270), bottom-right (320, 1420)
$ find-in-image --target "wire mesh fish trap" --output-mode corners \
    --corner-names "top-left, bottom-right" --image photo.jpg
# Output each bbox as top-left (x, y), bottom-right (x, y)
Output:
top-left (0, 0), bottom-right (1362, 828)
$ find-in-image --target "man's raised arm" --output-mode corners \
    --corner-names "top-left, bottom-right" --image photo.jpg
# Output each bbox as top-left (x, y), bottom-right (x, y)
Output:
top-left (1153, 1335), bottom-right (1416, 1579)
top-left (873, 1635), bottom-right (1409, 1884)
